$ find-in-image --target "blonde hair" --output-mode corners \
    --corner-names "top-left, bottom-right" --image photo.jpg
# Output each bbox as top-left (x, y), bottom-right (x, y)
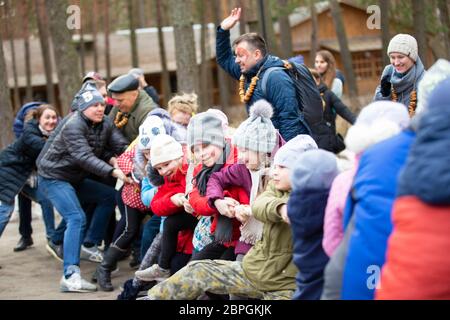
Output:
top-left (168, 93), bottom-right (199, 116)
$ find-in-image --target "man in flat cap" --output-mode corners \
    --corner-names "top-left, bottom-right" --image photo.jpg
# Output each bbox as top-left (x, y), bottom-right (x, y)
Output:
top-left (128, 68), bottom-right (160, 105)
top-left (108, 74), bottom-right (157, 142)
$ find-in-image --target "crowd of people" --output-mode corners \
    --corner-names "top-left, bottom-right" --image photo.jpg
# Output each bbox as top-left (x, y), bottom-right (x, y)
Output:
top-left (1, 7), bottom-right (449, 300)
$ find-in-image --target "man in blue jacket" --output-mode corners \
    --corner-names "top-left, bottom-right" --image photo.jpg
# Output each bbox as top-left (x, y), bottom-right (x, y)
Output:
top-left (216, 7), bottom-right (310, 141)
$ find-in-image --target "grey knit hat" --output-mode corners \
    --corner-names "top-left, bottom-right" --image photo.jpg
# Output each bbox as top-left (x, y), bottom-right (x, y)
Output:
top-left (291, 149), bottom-right (338, 192)
top-left (233, 100), bottom-right (277, 153)
top-left (187, 112), bottom-right (225, 150)
top-left (71, 82), bottom-right (105, 112)
top-left (387, 34), bottom-right (418, 62)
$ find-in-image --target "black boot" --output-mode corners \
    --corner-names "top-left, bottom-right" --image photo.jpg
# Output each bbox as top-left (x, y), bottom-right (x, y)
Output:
top-left (93, 246), bottom-right (123, 291)
top-left (14, 236), bottom-right (33, 252)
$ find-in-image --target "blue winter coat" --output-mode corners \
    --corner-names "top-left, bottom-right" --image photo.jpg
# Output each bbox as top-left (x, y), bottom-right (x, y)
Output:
top-left (397, 77), bottom-right (450, 204)
top-left (341, 129), bottom-right (416, 300)
top-left (216, 27), bottom-right (310, 141)
top-left (13, 102), bottom-right (45, 138)
top-left (287, 189), bottom-right (330, 300)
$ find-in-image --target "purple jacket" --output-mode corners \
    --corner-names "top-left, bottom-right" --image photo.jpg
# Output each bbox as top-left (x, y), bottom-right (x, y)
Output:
top-left (206, 163), bottom-right (252, 208)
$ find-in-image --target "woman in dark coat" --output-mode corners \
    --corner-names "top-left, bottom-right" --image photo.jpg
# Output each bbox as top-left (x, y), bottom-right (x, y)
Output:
top-left (309, 69), bottom-right (356, 154)
top-left (0, 105), bottom-right (59, 238)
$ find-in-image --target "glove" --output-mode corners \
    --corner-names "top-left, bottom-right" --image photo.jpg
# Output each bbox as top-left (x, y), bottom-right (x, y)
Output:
top-left (380, 73), bottom-right (392, 97)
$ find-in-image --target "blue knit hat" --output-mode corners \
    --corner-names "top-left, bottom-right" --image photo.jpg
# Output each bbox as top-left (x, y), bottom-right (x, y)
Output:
top-left (291, 149), bottom-right (339, 192)
top-left (71, 82), bottom-right (105, 112)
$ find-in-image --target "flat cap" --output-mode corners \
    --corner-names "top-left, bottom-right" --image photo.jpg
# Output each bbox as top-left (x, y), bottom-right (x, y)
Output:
top-left (107, 74), bottom-right (139, 93)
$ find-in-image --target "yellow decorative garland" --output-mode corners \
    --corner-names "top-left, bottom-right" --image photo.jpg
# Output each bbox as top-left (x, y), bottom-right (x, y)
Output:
top-left (114, 111), bottom-right (130, 129)
top-left (391, 88), bottom-right (417, 118)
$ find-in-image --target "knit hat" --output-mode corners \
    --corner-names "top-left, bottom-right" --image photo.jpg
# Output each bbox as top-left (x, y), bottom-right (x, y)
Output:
top-left (273, 134), bottom-right (318, 169)
top-left (206, 108), bottom-right (229, 132)
top-left (291, 149), bottom-right (339, 191)
top-left (187, 112), bottom-right (225, 150)
top-left (138, 115), bottom-right (166, 151)
top-left (387, 34), bottom-right (418, 62)
top-left (345, 101), bottom-right (410, 154)
top-left (233, 100), bottom-right (277, 153)
top-left (416, 59), bottom-right (450, 115)
top-left (71, 82), bottom-right (105, 112)
top-left (150, 134), bottom-right (183, 167)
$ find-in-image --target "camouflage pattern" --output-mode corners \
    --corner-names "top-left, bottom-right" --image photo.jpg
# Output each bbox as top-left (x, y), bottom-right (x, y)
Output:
top-left (147, 259), bottom-right (294, 300)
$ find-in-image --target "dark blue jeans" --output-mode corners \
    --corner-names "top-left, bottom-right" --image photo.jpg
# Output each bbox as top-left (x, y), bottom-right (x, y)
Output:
top-left (20, 184), bottom-right (65, 242)
top-left (38, 176), bottom-right (116, 276)
top-left (140, 214), bottom-right (162, 259)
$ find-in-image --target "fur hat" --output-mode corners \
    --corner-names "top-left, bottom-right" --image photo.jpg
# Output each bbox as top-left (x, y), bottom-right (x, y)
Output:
top-left (345, 101), bottom-right (410, 154)
top-left (150, 134), bottom-right (183, 167)
top-left (273, 134), bottom-right (318, 169)
top-left (232, 99), bottom-right (277, 153)
top-left (387, 34), bottom-right (418, 62)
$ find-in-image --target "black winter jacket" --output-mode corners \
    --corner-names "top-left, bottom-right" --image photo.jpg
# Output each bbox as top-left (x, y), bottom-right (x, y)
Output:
top-left (0, 119), bottom-right (48, 203)
top-left (311, 84), bottom-right (356, 153)
top-left (37, 111), bottom-right (128, 184)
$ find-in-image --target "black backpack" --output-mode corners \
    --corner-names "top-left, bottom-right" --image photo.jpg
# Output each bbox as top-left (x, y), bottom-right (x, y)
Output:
top-left (261, 60), bottom-right (324, 128)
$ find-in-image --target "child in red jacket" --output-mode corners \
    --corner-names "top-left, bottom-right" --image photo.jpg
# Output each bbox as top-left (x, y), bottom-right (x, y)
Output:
top-left (135, 134), bottom-right (196, 282)
top-left (186, 112), bottom-right (244, 262)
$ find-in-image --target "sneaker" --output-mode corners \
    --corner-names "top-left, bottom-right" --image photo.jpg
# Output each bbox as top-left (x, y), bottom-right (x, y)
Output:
top-left (60, 273), bottom-right (97, 293)
top-left (135, 264), bottom-right (170, 282)
top-left (80, 245), bottom-right (104, 263)
top-left (46, 240), bottom-right (64, 263)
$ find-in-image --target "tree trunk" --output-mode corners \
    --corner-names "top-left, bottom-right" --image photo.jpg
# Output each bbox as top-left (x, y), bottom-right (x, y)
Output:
top-left (34, 0), bottom-right (56, 106)
top-left (197, 0), bottom-right (212, 111)
top-left (310, 0), bottom-right (319, 66)
top-left (0, 25), bottom-right (15, 149)
top-left (329, 0), bottom-right (358, 99)
top-left (257, 0), bottom-right (280, 56)
top-left (155, 0), bottom-right (172, 105)
top-left (380, 0), bottom-right (390, 66)
top-left (237, 0), bottom-right (246, 35)
top-left (78, 0), bottom-right (86, 76)
top-left (23, 0), bottom-right (33, 102)
top-left (212, 0), bottom-right (230, 109)
top-left (168, 0), bottom-right (199, 94)
top-left (412, 0), bottom-right (427, 67)
top-left (138, 0), bottom-right (146, 28)
top-left (438, 0), bottom-right (450, 60)
top-left (92, 0), bottom-right (99, 72)
top-left (277, 0), bottom-right (293, 59)
top-left (104, 0), bottom-right (111, 82)
top-left (45, 0), bottom-right (81, 115)
top-left (3, 0), bottom-right (21, 111)
top-left (128, 0), bottom-right (139, 67)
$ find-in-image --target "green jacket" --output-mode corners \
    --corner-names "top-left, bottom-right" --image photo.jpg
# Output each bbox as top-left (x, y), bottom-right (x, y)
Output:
top-left (243, 181), bottom-right (298, 292)
top-left (109, 90), bottom-right (156, 143)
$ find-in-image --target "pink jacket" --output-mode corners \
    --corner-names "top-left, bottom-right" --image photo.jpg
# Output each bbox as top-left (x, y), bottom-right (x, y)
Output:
top-left (322, 165), bottom-right (357, 257)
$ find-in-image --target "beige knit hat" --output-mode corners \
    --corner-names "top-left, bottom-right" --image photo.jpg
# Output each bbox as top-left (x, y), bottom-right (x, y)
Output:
top-left (150, 134), bottom-right (183, 167)
top-left (387, 34), bottom-right (418, 62)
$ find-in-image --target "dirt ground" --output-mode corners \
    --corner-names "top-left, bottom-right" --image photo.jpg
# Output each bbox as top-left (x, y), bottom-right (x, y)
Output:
top-left (0, 207), bottom-right (137, 300)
